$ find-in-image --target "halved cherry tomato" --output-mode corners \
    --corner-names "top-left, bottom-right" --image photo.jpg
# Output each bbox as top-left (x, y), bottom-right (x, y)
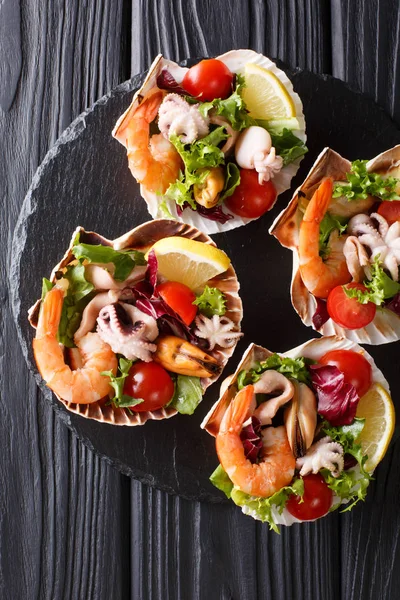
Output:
top-left (224, 169), bottom-right (277, 218)
top-left (156, 281), bottom-right (197, 325)
top-left (286, 474), bottom-right (333, 521)
top-left (123, 362), bottom-right (174, 412)
top-left (182, 59), bottom-right (234, 101)
top-left (319, 349), bottom-right (372, 397)
top-left (327, 283), bottom-right (376, 329)
top-left (377, 200), bottom-right (400, 225)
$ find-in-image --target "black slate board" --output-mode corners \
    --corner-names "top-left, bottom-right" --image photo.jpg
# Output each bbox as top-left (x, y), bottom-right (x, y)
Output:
top-left (11, 65), bottom-right (400, 502)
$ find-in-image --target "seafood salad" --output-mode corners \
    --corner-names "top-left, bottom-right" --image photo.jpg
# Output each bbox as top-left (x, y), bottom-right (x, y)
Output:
top-left (28, 220), bottom-right (242, 426)
top-left (113, 50), bottom-right (307, 234)
top-left (203, 337), bottom-right (394, 531)
top-left (271, 145), bottom-right (400, 344)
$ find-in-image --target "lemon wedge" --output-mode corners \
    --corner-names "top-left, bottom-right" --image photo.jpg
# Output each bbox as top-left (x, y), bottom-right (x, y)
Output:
top-left (242, 63), bottom-right (296, 120)
top-left (356, 383), bottom-right (395, 472)
top-left (147, 237), bottom-right (230, 290)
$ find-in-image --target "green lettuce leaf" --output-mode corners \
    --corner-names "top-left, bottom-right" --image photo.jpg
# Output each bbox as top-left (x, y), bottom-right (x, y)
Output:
top-left (72, 239), bottom-right (146, 282)
top-left (321, 419), bottom-right (372, 510)
top-left (209, 465), bottom-right (303, 532)
top-left (158, 200), bottom-right (174, 219)
top-left (57, 263), bottom-right (95, 347)
top-left (231, 479), bottom-right (304, 533)
top-left (344, 255), bottom-right (400, 305)
top-left (238, 353), bottom-right (314, 389)
top-left (319, 213), bottom-right (348, 258)
top-left (102, 357), bottom-right (144, 410)
top-left (333, 160), bottom-right (400, 201)
top-left (219, 162), bottom-right (241, 202)
top-left (193, 286), bottom-right (227, 317)
top-left (41, 278), bottom-right (54, 300)
top-left (167, 129), bottom-right (228, 208)
top-left (270, 128), bottom-right (308, 166)
top-left (209, 464), bottom-right (234, 498)
top-left (199, 74), bottom-right (257, 131)
top-left (169, 375), bottom-right (203, 415)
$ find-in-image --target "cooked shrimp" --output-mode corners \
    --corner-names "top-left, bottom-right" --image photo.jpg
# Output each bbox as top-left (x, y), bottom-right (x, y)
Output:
top-left (33, 287), bottom-right (118, 404)
top-left (216, 385), bottom-right (295, 498)
top-left (124, 90), bottom-right (182, 193)
top-left (298, 177), bottom-right (352, 298)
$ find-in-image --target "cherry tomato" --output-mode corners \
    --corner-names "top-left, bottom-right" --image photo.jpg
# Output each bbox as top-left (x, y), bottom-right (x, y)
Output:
top-left (377, 200), bottom-right (400, 225)
top-left (286, 474), bottom-right (333, 521)
top-left (123, 362), bottom-right (174, 412)
top-left (327, 283), bottom-right (376, 329)
top-left (224, 169), bottom-right (277, 218)
top-left (156, 281), bottom-right (197, 325)
top-left (182, 59), bottom-right (234, 101)
top-left (319, 349), bottom-right (372, 397)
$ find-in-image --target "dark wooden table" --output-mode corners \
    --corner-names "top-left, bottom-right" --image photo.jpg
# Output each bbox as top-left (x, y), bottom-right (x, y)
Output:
top-left (2, 1), bottom-right (400, 598)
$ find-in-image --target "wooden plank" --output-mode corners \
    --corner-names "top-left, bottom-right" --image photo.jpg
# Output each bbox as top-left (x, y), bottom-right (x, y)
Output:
top-left (331, 0), bottom-right (400, 125)
top-left (0, 1), bottom-right (130, 598)
top-left (131, 0), bottom-right (331, 74)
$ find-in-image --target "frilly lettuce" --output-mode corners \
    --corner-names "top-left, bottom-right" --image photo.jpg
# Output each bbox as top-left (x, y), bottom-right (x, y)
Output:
top-left (344, 255), bottom-right (400, 305)
top-left (193, 285), bottom-right (227, 317)
top-left (321, 418), bottom-right (372, 510)
top-left (333, 160), bottom-right (400, 201)
top-left (237, 353), bottom-right (313, 389)
top-left (199, 74), bottom-right (256, 131)
top-left (210, 464), bottom-right (304, 533)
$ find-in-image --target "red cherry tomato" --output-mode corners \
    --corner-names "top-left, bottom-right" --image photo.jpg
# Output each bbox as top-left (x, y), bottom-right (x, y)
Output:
top-left (156, 281), bottom-right (197, 325)
top-left (225, 169), bottom-right (277, 218)
top-left (286, 474), bottom-right (333, 521)
top-left (327, 283), bottom-right (376, 329)
top-left (319, 349), bottom-right (372, 397)
top-left (377, 200), bottom-right (400, 225)
top-left (123, 362), bottom-right (174, 412)
top-left (182, 59), bottom-right (234, 101)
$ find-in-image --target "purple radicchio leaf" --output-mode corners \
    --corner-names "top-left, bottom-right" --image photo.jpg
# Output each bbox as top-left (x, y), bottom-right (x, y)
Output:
top-left (312, 298), bottom-right (330, 329)
top-left (240, 417), bottom-right (263, 463)
top-left (156, 69), bottom-right (188, 95)
top-left (145, 249), bottom-right (158, 292)
top-left (385, 292), bottom-right (400, 316)
top-left (310, 364), bottom-right (359, 426)
top-left (177, 201), bottom-right (234, 224)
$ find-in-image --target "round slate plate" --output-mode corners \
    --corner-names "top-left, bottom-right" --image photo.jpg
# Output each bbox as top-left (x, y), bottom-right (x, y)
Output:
top-left (11, 63), bottom-right (400, 502)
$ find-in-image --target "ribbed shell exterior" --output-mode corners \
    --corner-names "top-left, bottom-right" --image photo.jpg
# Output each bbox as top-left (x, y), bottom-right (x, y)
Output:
top-left (112, 50), bottom-right (306, 235)
top-left (29, 220), bottom-right (242, 426)
top-left (269, 146), bottom-right (400, 345)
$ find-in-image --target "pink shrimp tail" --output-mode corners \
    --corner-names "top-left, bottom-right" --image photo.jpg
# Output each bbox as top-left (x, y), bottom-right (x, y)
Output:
top-left (218, 385), bottom-right (255, 435)
top-left (36, 287), bottom-right (64, 338)
top-left (303, 177), bottom-right (334, 223)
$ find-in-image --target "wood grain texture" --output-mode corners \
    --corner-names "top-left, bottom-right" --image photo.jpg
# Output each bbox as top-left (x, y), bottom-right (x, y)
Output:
top-left (0, 1), bottom-right (130, 598)
top-left (2, 0), bottom-right (400, 599)
top-left (0, 0), bottom-right (22, 111)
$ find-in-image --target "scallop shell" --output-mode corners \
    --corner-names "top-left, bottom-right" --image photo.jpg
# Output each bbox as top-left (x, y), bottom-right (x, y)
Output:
top-left (29, 219), bottom-right (243, 426)
top-left (201, 335), bottom-right (390, 526)
top-left (112, 50), bottom-right (306, 235)
top-left (269, 146), bottom-right (400, 345)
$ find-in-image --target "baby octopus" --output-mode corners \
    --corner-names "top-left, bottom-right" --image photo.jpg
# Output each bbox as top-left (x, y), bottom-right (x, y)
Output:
top-left (158, 93), bottom-right (210, 144)
top-left (344, 213), bottom-right (400, 281)
top-left (96, 302), bottom-right (159, 362)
